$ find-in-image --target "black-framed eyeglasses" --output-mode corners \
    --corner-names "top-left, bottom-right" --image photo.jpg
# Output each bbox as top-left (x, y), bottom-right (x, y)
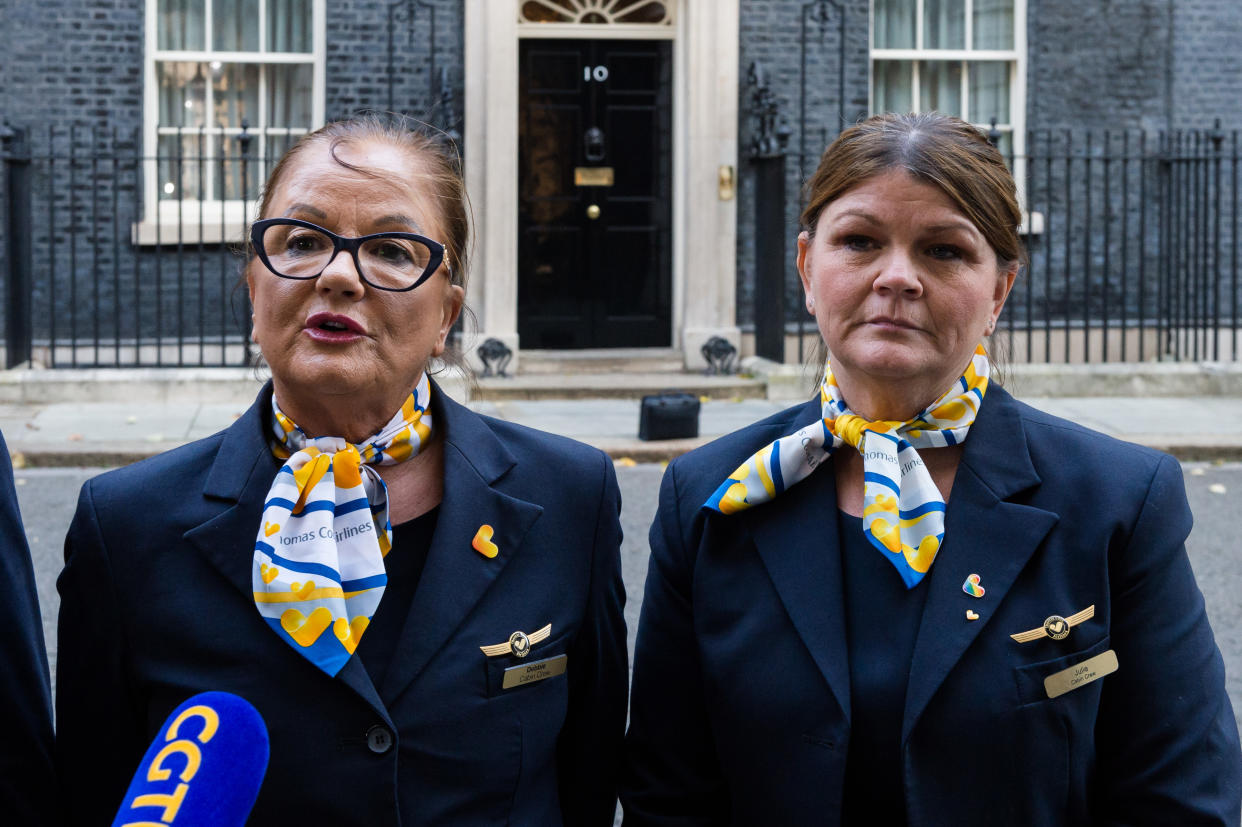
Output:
top-left (250, 217), bottom-right (450, 292)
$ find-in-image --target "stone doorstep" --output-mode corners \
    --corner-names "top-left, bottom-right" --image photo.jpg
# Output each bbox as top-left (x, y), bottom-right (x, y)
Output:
top-left (516, 348), bottom-right (686, 375)
top-left (0, 361), bottom-right (1240, 407)
top-left (472, 373), bottom-right (767, 401)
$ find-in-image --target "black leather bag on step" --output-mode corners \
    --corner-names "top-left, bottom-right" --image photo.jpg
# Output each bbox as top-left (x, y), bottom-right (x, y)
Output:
top-left (638, 391), bottom-right (700, 441)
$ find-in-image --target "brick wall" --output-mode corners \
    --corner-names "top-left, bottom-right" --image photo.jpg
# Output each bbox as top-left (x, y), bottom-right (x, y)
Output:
top-left (1171, 0), bottom-right (1242, 130)
top-left (1, 0), bottom-right (145, 353)
top-left (323, 0), bottom-right (465, 130)
top-left (1, 1), bottom-right (1238, 360)
top-left (1027, 0), bottom-right (1172, 132)
top-left (735, 0), bottom-right (869, 338)
top-left (0, 0), bottom-right (464, 360)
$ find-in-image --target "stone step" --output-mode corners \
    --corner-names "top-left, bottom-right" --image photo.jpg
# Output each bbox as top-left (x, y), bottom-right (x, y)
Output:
top-left (516, 348), bottom-right (687, 375)
top-left (472, 371), bottom-right (767, 401)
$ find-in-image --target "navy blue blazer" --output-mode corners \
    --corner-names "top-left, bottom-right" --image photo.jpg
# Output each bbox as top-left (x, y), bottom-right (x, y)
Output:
top-left (622, 386), bottom-right (1241, 826)
top-left (57, 381), bottom-right (627, 826)
top-left (0, 429), bottom-right (56, 822)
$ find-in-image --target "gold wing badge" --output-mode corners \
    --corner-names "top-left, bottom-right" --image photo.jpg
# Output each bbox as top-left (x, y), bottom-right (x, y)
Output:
top-left (1010, 605), bottom-right (1095, 643)
top-left (480, 624), bottom-right (552, 658)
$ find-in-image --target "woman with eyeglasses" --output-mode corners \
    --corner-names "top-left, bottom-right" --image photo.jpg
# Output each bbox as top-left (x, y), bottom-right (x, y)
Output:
top-left (56, 114), bottom-right (627, 826)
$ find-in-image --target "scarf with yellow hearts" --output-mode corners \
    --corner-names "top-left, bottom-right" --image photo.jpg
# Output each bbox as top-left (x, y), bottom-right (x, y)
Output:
top-left (252, 373), bottom-right (433, 676)
top-left (704, 346), bottom-right (989, 588)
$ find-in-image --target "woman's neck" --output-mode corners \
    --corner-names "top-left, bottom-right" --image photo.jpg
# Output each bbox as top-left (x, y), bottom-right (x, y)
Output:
top-left (272, 383), bottom-right (414, 444)
top-left (378, 437), bottom-right (446, 524)
top-left (829, 359), bottom-right (972, 422)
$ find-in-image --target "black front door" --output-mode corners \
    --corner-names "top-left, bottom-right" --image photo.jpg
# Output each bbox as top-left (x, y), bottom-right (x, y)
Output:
top-left (518, 39), bottom-right (673, 349)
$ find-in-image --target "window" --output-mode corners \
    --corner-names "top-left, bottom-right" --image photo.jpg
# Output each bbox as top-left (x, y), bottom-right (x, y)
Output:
top-left (516, 0), bottom-right (675, 38)
top-left (140, 0), bottom-right (324, 243)
top-left (870, 0), bottom-right (1025, 158)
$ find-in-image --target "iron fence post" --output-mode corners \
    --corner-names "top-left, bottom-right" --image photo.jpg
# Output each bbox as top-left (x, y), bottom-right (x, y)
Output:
top-left (748, 62), bottom-right (791, 364)
top-left (797, 0), bottom-right (847, 363)
top-left (2, 123), bottom-right (33, 368)
top-left (239, 121), bottom-right (254, 366)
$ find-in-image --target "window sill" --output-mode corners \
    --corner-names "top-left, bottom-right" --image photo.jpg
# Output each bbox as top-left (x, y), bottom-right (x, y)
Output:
top-left (131, 201), bottom-right (258, 246)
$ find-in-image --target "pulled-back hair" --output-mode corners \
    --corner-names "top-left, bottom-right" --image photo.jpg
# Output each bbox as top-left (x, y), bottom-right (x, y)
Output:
top-left (801, 112), bottom-right (1023, 268)
top-left (254, 113), bottom-right (470, 290)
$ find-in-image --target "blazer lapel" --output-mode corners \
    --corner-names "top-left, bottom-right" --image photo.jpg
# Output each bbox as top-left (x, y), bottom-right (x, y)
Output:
top-left (746, 400), bottom-right (852, 723)
top-left (181, 383), bottom-right (390, 720)
top-left (379, 388), bottom-right (544, 703)
top-left (901, 387), bottom-right (1060, 744)
top-left (182, 383), bottom-right (279, 604)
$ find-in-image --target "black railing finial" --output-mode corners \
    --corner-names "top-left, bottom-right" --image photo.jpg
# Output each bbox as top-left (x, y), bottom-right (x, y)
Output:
top-left (748, 61), bottom-right (787, 159)
top-left (438, 66), bottom-right (462, 146)
top-left (238, 119), bottom-right (253, 156)
top-left (804, 0), bottom-right (842, 35)
top-left (987, 117), bottom-right (1002, 148)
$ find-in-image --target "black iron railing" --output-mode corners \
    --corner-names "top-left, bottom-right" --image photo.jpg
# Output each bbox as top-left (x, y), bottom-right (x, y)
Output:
top-left (1000, 126), bottom-right (1240, 363)
top-left (1, 123), bottom-right (270, 368)
top-left (776, 125), bottom-right (1242, 365)
top-left (2, 121), bottom-right (1241, 367)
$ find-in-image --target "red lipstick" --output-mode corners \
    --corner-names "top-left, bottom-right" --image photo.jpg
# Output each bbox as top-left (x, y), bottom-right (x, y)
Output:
top-left (304, 312), bottom-right (365, 343)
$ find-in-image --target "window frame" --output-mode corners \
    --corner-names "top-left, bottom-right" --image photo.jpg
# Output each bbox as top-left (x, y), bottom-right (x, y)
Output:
top-left (138, 0), bottom-right (326, 245)
top-left (868, 0), bottom-right (1037, 233)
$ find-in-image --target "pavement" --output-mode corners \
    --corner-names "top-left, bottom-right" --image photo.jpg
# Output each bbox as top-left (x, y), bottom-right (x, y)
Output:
top-left (0, 363), bottom-right (1239, 466)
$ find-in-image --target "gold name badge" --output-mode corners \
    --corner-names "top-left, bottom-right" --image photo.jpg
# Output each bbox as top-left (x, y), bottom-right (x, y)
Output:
top-left (574, 166), bottom-right (615, 187)
top-left (502, 654), bottom-right (567, 690)
top-left (1043, 649), bottom-right (1119, 699)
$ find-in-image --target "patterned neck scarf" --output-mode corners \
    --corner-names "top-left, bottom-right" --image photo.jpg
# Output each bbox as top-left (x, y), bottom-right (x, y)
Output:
top-left (252, 373), bottom-right (433, 676)
top-left (705, 346), bottom-right (990, 588)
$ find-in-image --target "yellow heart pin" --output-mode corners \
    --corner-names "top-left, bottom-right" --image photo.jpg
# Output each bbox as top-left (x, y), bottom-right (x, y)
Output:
top-left (472, 524), bottom-right (499, 559)
top-left (966, 610), bottom-right (980, 621)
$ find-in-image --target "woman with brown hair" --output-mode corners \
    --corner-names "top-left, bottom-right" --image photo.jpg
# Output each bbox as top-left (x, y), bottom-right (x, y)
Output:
top-left (621, 112), bottom-right (1240, 825)
top-left (56, 114), bottom-right (627, 826)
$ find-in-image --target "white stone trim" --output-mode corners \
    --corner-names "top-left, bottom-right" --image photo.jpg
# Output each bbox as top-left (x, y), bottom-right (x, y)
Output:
top-left (464, 0), bottom-right (521, 369)
top-left (677, 0), bottom-right (741, 369)
top-left (464, 0), bottom-right (739, 371)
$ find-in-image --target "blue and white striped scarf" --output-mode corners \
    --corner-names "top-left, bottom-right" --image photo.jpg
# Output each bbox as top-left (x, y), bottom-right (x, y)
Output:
top-left (252, 374), bottom-right (433, 675)
top-left (705, 346), bottom-right (989, 588)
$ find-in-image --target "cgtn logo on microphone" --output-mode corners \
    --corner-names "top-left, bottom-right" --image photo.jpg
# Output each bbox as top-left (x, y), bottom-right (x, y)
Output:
top-left (112, 692), bottom-right (269, 827)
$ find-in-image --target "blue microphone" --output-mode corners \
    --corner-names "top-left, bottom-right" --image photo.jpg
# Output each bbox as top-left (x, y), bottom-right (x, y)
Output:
top-left (111, 692), bottom-right (269, 827)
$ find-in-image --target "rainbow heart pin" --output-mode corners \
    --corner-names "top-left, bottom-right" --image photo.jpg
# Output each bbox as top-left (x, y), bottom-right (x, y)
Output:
top-left (962, 573), bottom-right (985, 598)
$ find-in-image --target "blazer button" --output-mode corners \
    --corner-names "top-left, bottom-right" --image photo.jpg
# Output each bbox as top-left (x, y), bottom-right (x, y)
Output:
top-left (366, 724), bottom-right (394, 754)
